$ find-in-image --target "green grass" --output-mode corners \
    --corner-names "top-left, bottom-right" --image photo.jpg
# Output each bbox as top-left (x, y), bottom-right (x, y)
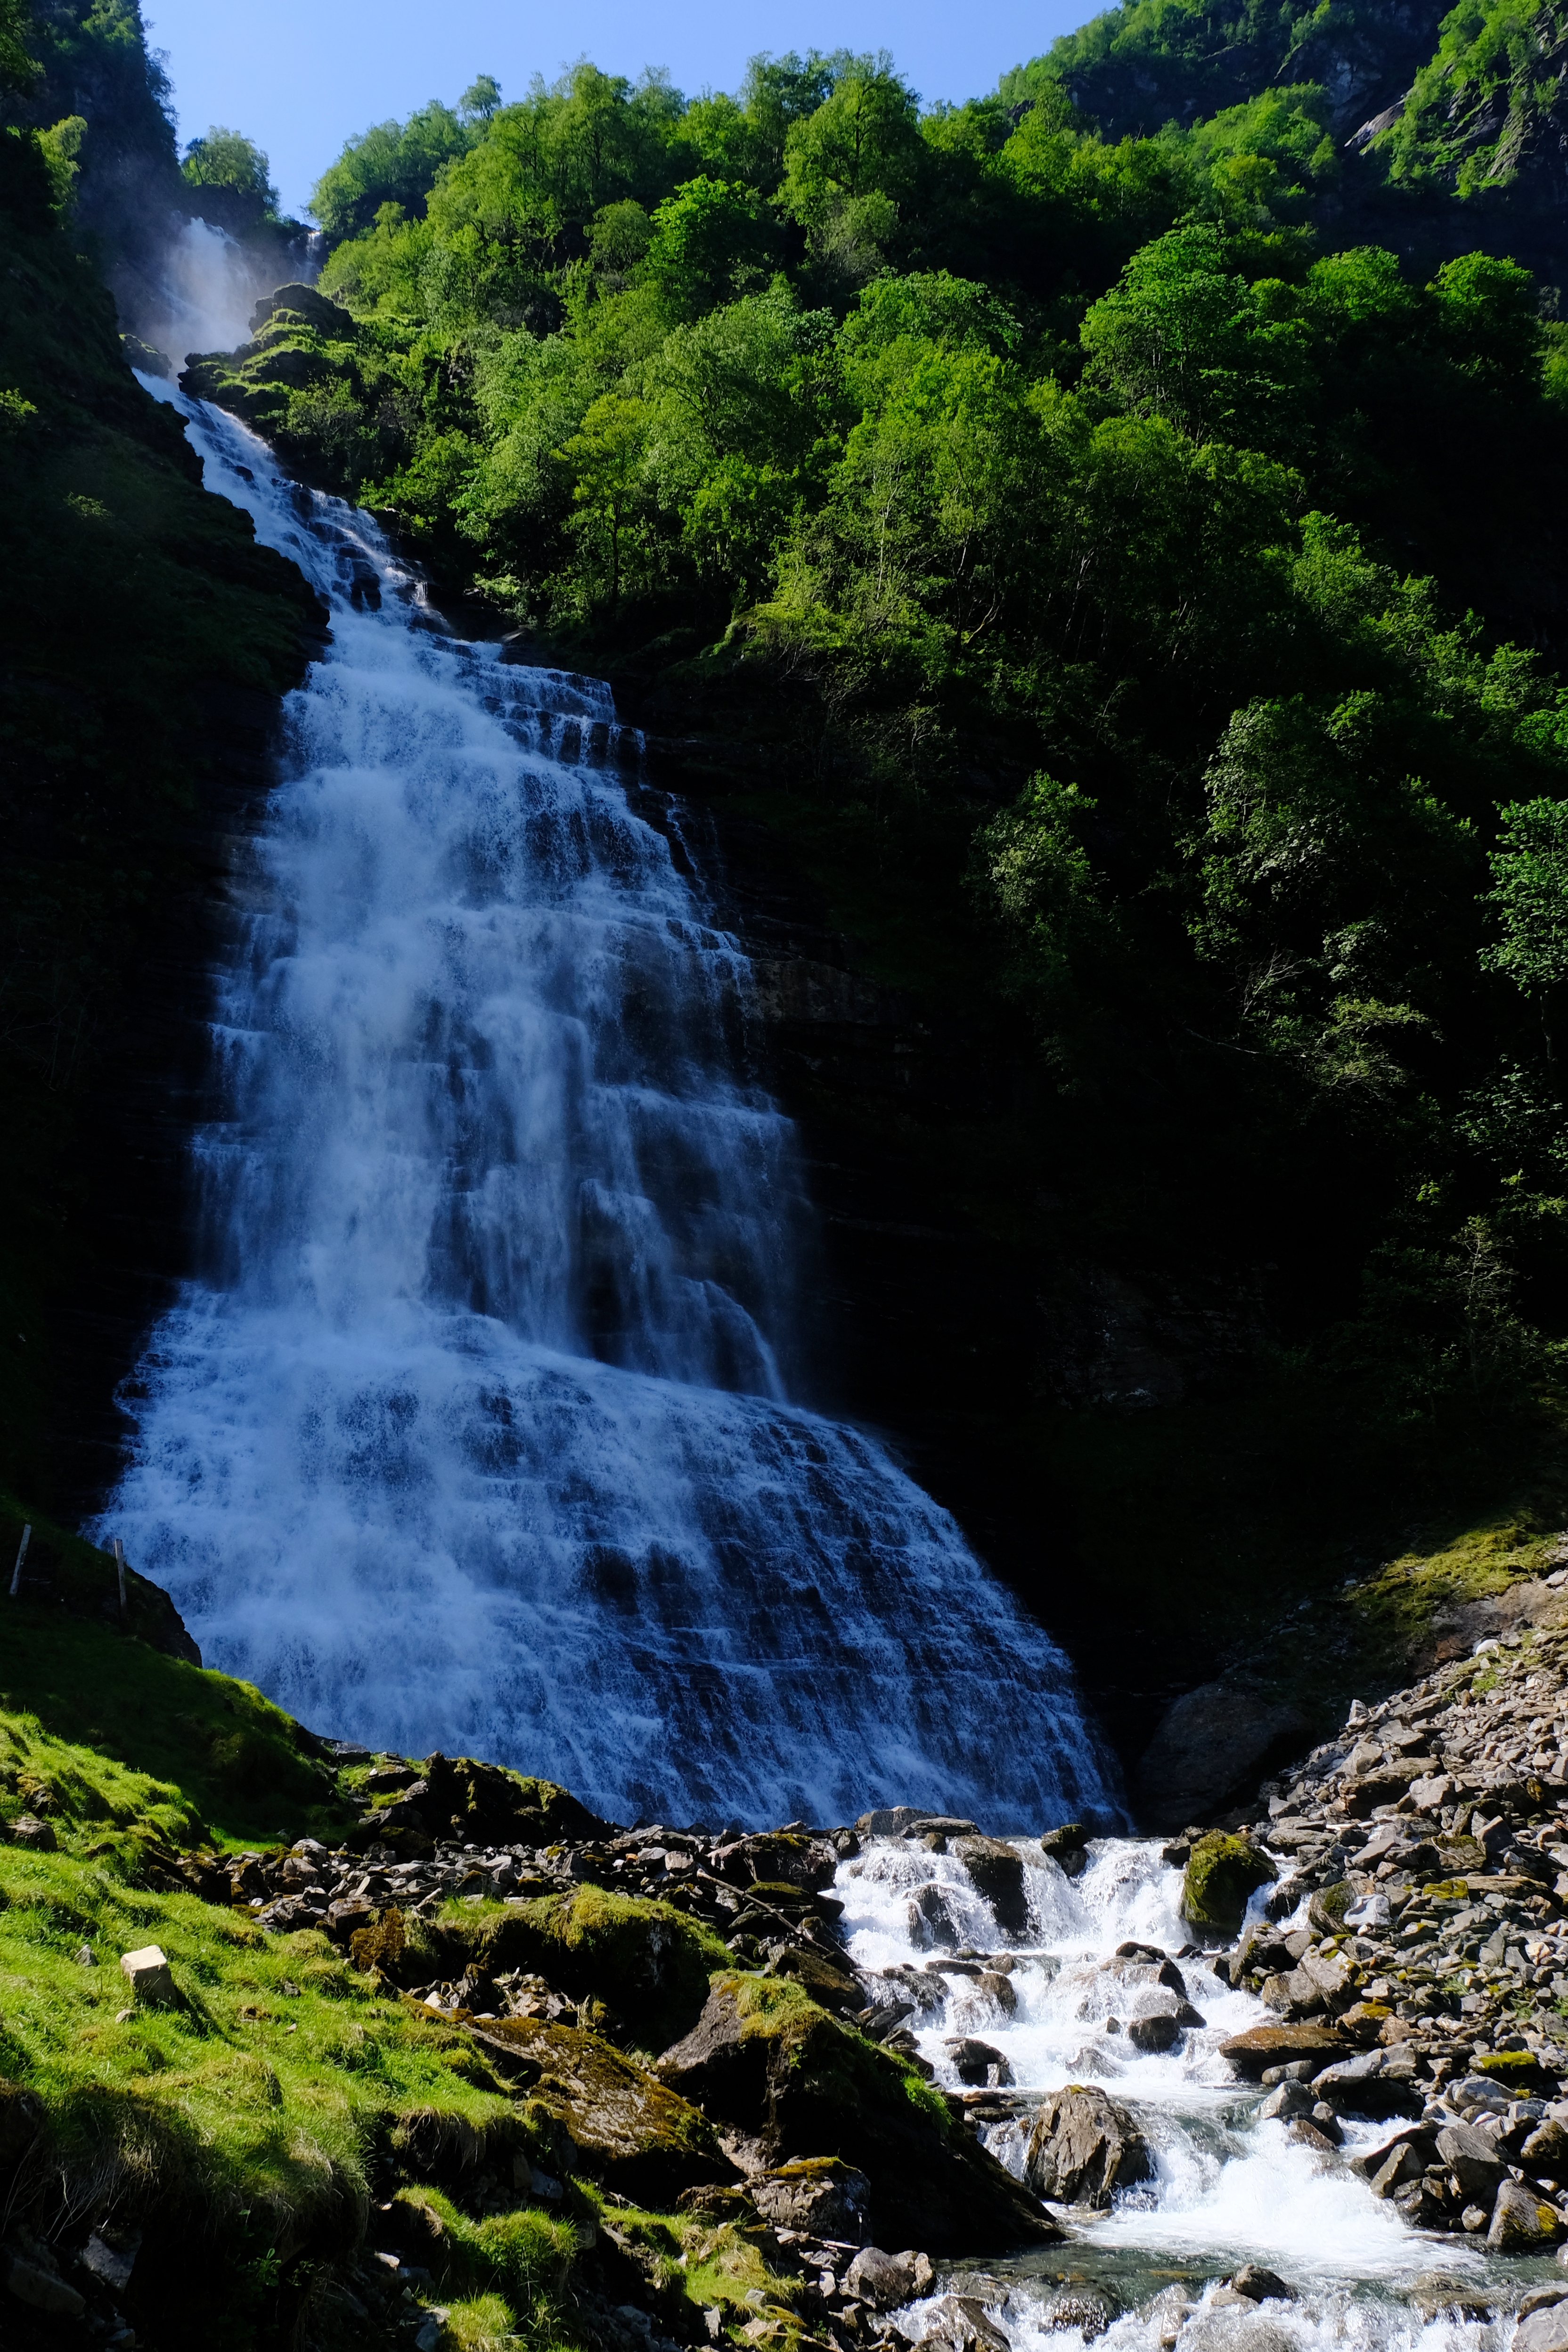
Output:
top-left (0, 1538), bottom-right (356, 1850)
top-left (0, 1597), bottom-right (594, 2346)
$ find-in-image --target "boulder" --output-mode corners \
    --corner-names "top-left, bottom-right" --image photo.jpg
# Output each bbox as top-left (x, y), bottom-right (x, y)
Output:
top-left (1261, 1969), bottom-right (1323, 2020)
top-left (921, 2295), bottom-right (1011, 2352)
top-left (120, 1944), bottom-right (174, 2005)
top-left (79, 2230), bottom-right (139, 2292)
top-left (1040, 1825), bottom-right (1090, 1877)
top-left (466, 2015), bottom-right (730, 2203)
top-left (1135, 1684), bottom-right (1309, 1830)
top-left (1307, 1882), bottom-right (1354, 1938)
top-left (658, 1974), bottom-right (1059, 2251)
top-left (943, 2037), bottom-right (1013, 2085)
top-left (247, 282), bottom-right (357, 339)
top-left (479, 1887), bottom-right (728, 2049)
top-left (1523, 2121), bottom-right (1568, 2174)
top-left (908, 1883), bottom-right (961, 1950)
top-left (1230, 2267), bottom-right (1295, 2304)
top-left (420, 1753), bottom-right (612, 1846)
top-left (752, 2158), bottom-right (870, 2240)
top-left (8, 1813), bottom-right (55, 1850)
top-left (1517, 2303), bottom-right (1568, 2352)
top-left (1490, 2179), bottom-right (1566, 2252)
top-left (953, 1837), bottom-right (1029, 1936)
top-left (1350, 2124), bottom-right (1436, 2183)
top-left (1024, 2084), bottom-right (1152, 2206)
top-left (1127, 2013), bottom-right (1181, 2053)
top-left (5, 2253), bottom-right (85, 2318)
top-left (1181, 1834), bottom-right (1277, 1934)
top-left (1434, 2122), bottom-right (1508, 2205)
top-left (770, 1944), bottom-right (861, 2010)
top-left (1313, 2051), bottom-right (1418, 2120)
top-left (1218, 2024), bottom-right (1346, 2079)
top-left (844, 2245), bottom-right (929, 2306)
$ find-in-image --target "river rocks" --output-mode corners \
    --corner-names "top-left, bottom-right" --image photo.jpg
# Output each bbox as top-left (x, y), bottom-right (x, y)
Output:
top-left (844, 2245), bottom-right (931, 2306)
top-left (943, 2037), bottom-right (1013, 2085)
top-left (479, 1888), bottom-right (727, 2048)
top-left (921, 2295), bottom-right (1011, 2352)
top-left (1217, 2024), bottom-right (1346, 2077)
top-left (1024, 2084), bottom-right (1153, 2205)
top-left (1136, 1684), bottom-right (1310, 1831)
top-left (1434, 2119), bottom-right (1507, 2202)
top-left (661, 1975), bottom-right (1059, 2251)
top-left (952, 1837), bottom-right (1029, 1936)
top-left (1230, 2267), bottom-right (1295, 2303)
top-left (1490, 2178), bottom-right (1567, 2251)
top-left (1127, 2013), bottom-right (1181, 2052)
top-left (1040, 1824), bottom-right (1091, 1876)
top-left (1181, 1833), bottom-right (1278, 1933)
top-left (1517, 2301), bottom-right (1568, 2352)
top-left (908, 1883), bottom-right (961, 1949)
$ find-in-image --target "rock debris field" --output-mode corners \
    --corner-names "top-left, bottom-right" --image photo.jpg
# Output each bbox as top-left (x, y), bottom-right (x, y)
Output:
top-left (30, 1599), bottom-right (1568, 2352)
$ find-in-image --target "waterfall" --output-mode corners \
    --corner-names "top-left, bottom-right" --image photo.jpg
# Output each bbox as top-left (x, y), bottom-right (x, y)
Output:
top-left (103, 384), bottom-right (1118, 1831)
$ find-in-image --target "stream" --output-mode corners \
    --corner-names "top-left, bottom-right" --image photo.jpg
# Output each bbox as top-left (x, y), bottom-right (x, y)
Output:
top-left (843, 1833), bottom-right (1556, 2352)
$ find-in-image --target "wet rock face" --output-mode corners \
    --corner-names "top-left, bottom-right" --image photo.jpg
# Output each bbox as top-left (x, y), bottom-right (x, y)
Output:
top-left (951, 1838), bottom-right (1029, 1937)
top-left (1137, 1686), bottom-right (1311, 1831)
top-left (1023, 2084), bottom-right (1153, 2206)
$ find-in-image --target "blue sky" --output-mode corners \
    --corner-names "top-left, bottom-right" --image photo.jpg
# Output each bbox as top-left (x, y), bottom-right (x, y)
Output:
top-left (142, 0), bottom-right (1099, 218)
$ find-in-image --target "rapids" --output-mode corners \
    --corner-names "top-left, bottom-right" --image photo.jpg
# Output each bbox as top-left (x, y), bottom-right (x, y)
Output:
top-left (841, 1832), bottom-right (1551, 2352)
top-left (99, 383), bottom-right (1113, 1830)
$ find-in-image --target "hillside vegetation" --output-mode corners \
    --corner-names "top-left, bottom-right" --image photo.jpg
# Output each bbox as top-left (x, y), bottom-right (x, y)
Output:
top-left (175, 33), bottom-right (1568, 1675)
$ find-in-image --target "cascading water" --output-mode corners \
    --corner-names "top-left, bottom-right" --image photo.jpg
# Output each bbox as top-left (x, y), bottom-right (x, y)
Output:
top-left (102, 383), bottom-right (1116, 1830)
top-left (841, 1832), bottom-right (1545, 2352)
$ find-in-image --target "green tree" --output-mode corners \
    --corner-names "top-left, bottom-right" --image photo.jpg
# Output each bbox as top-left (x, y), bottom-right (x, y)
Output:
top-left (459, 74), bottom-right (502, 124)
top-left (643, 175), bottom-right (778, 320)
top-left (182, 124), bottom-right (278, 224)
top-left (309, 100), bottom-right (475, 240)
top-left (559, 392), bottom-right (654, 604)
top-left (0, 0), bottom-right (37, 92)
top-left (1483, 799), bottom-right (1568, 1057)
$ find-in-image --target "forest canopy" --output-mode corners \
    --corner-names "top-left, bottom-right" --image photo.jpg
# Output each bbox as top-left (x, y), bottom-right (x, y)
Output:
top-left (12, 0), bottom-right (1568, 1544)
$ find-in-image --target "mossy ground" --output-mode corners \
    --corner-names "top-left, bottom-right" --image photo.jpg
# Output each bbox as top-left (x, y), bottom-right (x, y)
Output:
top-left (0, 1599), bottom-right (906, 2348)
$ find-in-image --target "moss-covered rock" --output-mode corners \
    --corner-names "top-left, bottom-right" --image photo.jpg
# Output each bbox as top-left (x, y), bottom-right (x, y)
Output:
top-left (1475, 2049), bottom-right (1558, 2096)
top-left (1181, 1832), bottom-right (1278, 1933)
top-left (466, 2016), bottom-right (732, 2203)
top-left (419, 1753), bottom-right (612, 1846)
top-left (657, 1974), bottom-right (1059, 2253)
top-left (477, 1887), bottom-right (730, 2050)
top-left (1307, 1879), bottom-right (1354, 1937)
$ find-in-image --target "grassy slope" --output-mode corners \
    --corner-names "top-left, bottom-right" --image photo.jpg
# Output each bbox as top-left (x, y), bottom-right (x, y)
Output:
top-left (0, 1590), bottom-right (912, 2352)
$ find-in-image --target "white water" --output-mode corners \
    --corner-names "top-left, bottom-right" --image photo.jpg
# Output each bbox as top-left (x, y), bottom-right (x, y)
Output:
top-left (136, 219), bottom-right (280, 370)
top-left (101, 386), bottom-right (1115, 1830)
top-left (841, 1834), bottom-right (1550, 2352)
